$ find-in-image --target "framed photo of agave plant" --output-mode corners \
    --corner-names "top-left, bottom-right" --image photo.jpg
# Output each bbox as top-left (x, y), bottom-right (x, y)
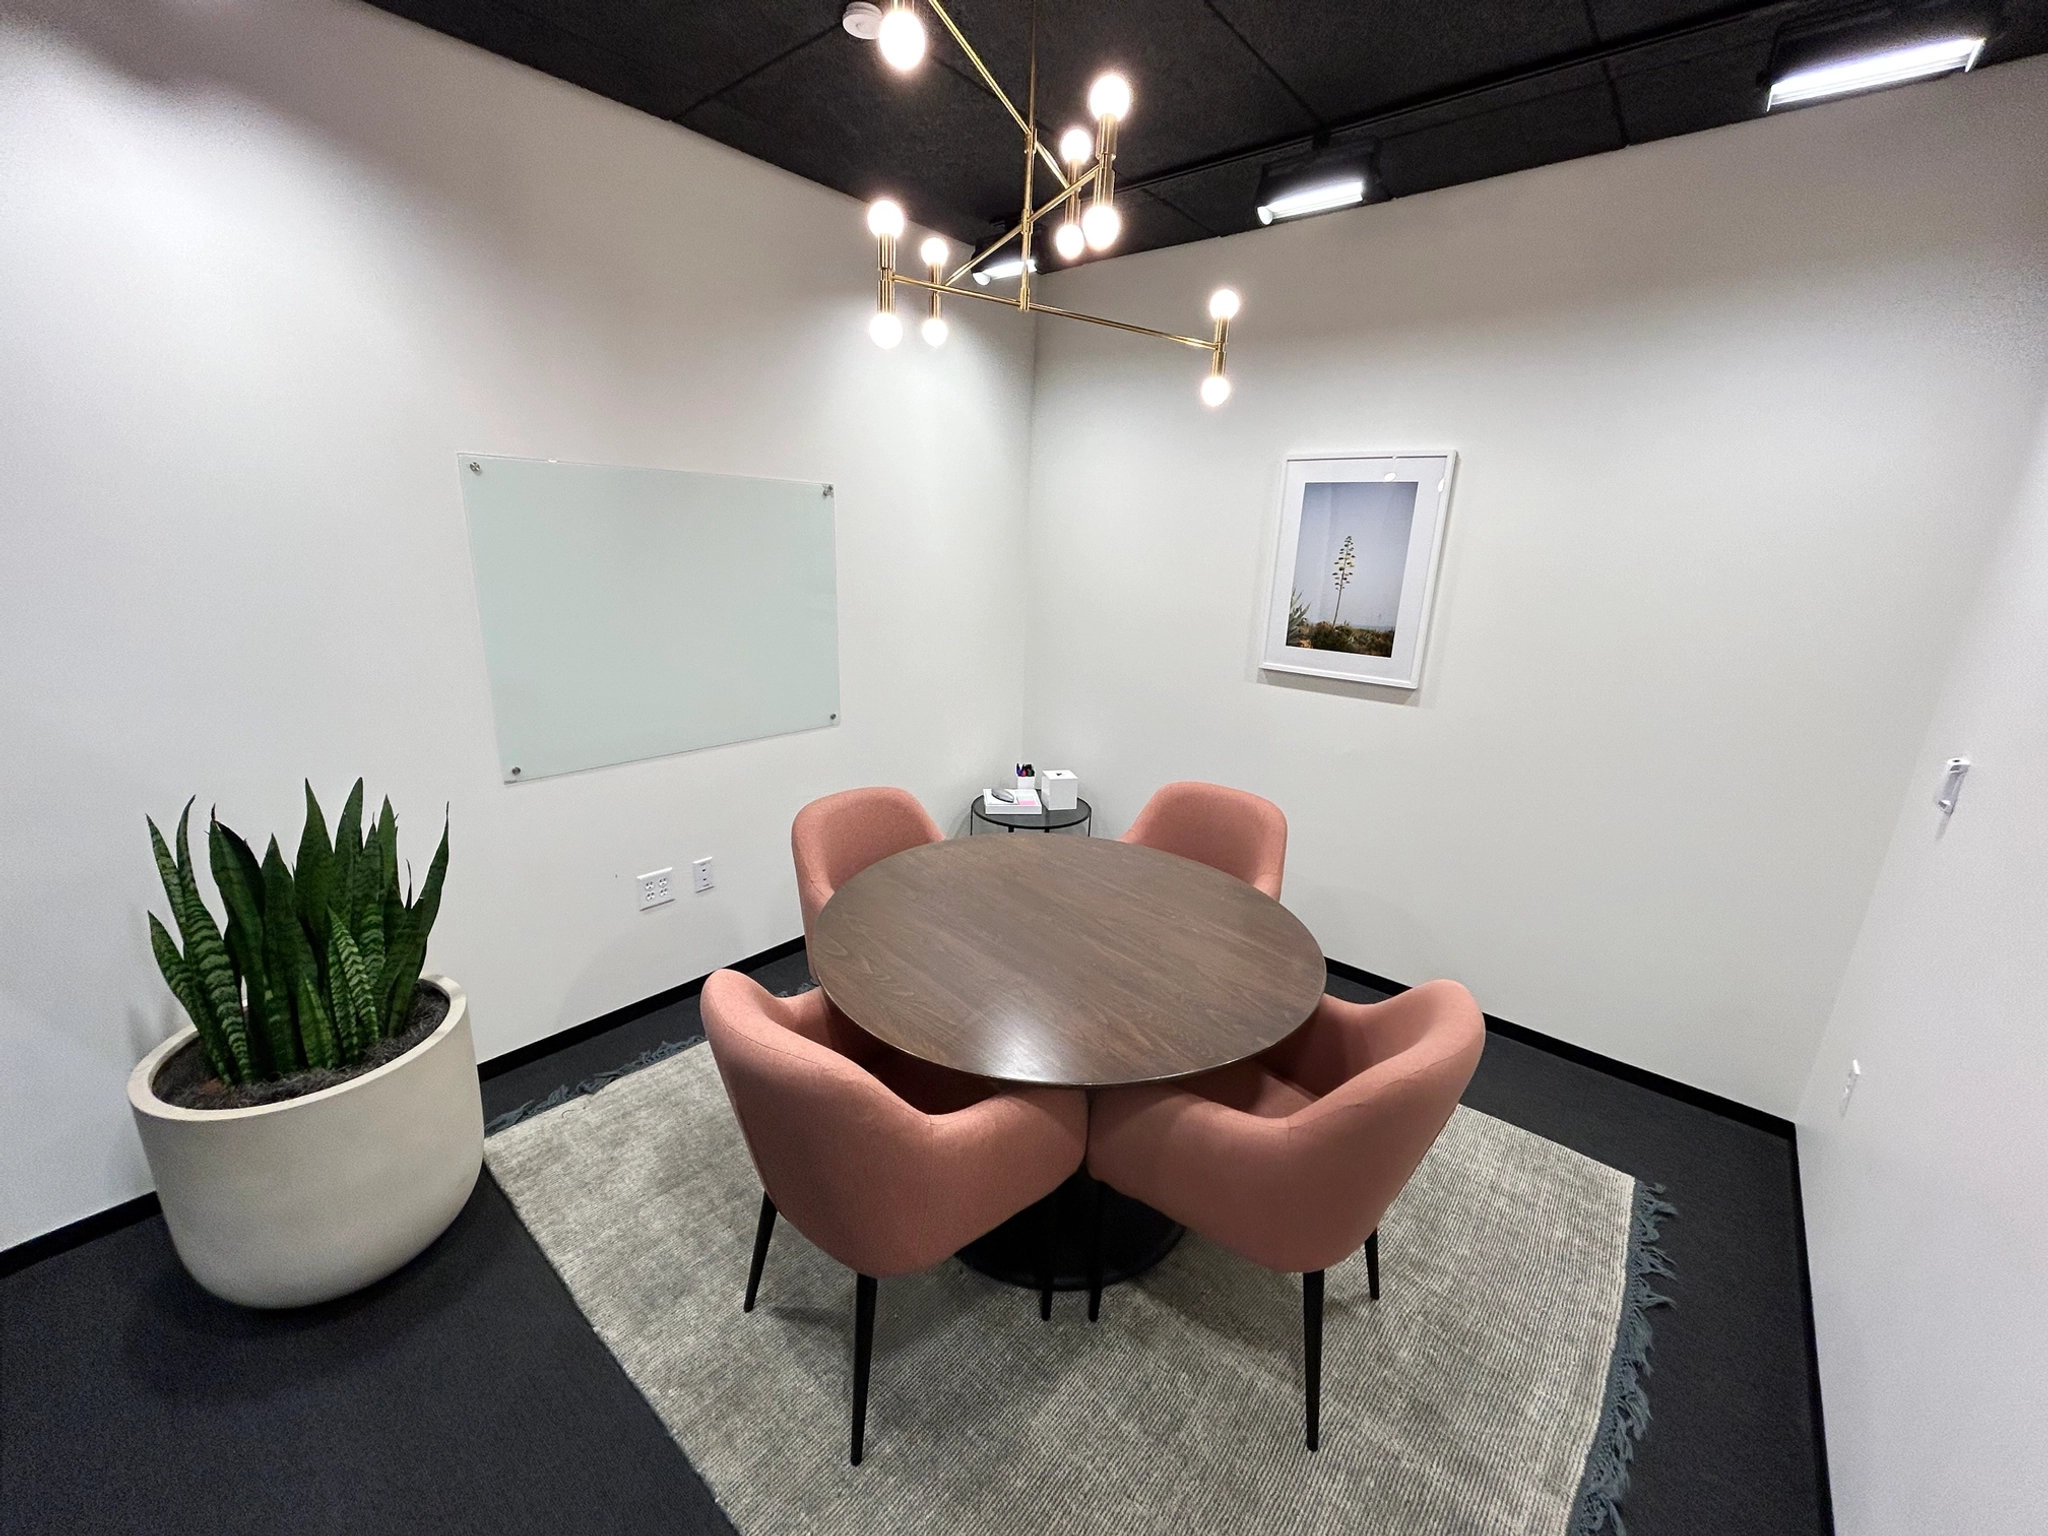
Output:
top-left (1260, 452), bottom-right (1457, 690)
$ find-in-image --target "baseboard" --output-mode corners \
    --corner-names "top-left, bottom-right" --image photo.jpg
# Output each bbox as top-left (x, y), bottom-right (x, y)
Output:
top-left (1323, 957), bottom-right (1796, 1141)
top-left (476, 935), bottom-right (805, 1082)
top-left (2, 936), bottom-right (809, 1281)
top-left (1, 1191), bottom-right (163, 1280)
top-left (1785, 1136), bottom-right (1839, 1533)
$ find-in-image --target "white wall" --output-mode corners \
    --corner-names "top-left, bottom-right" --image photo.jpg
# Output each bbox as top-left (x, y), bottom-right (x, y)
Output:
top-left (0, 0), bottom-right (1031, 1248)
top-left (1793, 397), bottom-right (2048, 1533)
top-left (1025, 59), bottom-right (2048, 1115)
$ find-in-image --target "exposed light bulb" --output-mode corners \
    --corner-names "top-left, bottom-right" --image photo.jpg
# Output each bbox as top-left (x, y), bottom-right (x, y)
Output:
top-left (1058, 126), bottom-right (1094, 165)
top-left (866, 198), bottom-right (905, 238)
top-left (869, 310), bottom-right (903, 348)
top-left (1087, 72), bottom-right (1133, 122)
top-left (919, 235), bottom-right (949, 269)
top-left (1081, 201), bottom-right (1121, 251)
top-left (921, 315), bottom-right (949, 347)
top-left (1207, 287), bottom-right (1241, 321)
top-left (1053, 221), bottom-right (1086, 260)
top-left (1200, 373), bottom-right (1232, 407)
top-left (876, 5), bottom-right (926, 71)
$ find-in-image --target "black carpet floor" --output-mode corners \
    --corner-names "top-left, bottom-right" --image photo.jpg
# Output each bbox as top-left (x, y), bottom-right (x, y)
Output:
top-left (1, 951), bottom-right (1829, 1536)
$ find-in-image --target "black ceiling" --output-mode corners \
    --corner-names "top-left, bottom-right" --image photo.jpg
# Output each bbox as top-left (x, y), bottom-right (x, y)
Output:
top-left (368, 0), bottom-right (2048, 259)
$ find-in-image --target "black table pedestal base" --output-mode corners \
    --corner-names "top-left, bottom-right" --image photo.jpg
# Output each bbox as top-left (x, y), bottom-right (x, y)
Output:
top-left (956, 1171), bottom-right (1183, 1291)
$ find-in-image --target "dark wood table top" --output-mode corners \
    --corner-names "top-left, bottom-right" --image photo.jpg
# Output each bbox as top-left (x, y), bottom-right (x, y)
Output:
top-left (809, 834), bottom-right (1327, 1088)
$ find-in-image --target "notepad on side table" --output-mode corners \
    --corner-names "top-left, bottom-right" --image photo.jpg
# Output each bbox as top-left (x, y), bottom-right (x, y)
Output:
top-left (983, 787), bottom-right (1042, 814)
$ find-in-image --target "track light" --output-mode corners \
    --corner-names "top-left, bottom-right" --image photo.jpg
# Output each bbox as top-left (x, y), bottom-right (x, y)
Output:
top-left (1254, 150), bottom-right (1371, 225)
top-left (1767, 34), bottom-right (1984, 109)
top-left (971, 256), bottom-right (1038, 286)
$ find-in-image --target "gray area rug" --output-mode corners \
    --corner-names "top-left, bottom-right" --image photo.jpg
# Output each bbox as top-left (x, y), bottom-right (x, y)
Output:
top-left (487, 1043), bottom-right (1667, 1536)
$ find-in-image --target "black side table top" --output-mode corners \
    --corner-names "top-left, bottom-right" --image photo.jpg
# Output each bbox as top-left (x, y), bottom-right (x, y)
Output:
top-left (968, 795), bottom-right (1093, 834)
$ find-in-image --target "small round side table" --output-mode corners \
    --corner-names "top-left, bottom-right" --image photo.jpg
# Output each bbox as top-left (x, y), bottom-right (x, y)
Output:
top-left (967, 795), bottom-right (1093, 836)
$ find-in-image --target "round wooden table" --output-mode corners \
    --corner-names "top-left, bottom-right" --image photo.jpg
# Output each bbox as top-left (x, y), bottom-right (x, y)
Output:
top-left (810, 834), bottom-right (1326, 1290)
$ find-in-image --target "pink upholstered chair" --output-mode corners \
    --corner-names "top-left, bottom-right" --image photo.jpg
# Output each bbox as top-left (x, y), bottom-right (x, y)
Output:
top-left (1119, 781), bottom-right (1287, 898)
top-left (701, 968), bottom-right (1087, 1464)
top-left (792, 787), bottom-right (944, 962)
top-left (1086, 981), bottom-right (1484, 1450)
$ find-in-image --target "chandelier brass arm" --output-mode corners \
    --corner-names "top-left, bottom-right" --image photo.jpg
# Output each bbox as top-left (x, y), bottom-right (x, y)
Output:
top-left (942, 172), bottom-right (1095, 289)
top-left (856, 0), bottom-right (1241, 405)
top-left (925, 0), bottom-right (1070, 189)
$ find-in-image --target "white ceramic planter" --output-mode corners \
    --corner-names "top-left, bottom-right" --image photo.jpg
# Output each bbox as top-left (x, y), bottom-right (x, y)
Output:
top-left (128, 975), bottom-right (483, 1309)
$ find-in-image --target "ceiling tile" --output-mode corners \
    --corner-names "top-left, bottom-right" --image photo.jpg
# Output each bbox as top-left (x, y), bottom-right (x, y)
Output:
top-left (1207, 0), bottom-right (1598, 121)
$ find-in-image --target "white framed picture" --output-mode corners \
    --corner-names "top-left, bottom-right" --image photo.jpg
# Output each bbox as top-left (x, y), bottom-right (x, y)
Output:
top-left (1260, 452), bottom-right (1457, 690)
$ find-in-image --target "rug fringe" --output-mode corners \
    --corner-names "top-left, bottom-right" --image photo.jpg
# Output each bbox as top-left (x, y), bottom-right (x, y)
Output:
top-left (483, 981), bottom-right (815, 1136)
top-left (485, 1038), bottom-right (699, 1136)
top-left (1567, 1181), bottom-right (1677, 1536)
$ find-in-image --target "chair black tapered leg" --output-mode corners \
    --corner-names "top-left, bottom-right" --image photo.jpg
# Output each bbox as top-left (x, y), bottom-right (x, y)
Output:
top-left (851, 1273), bottom-right (877, 1466)
top-left (1366, 1228), bottom-right (1380, 1301)
top-left (1039, 1194), bottom-right (1057, 1321)
top-left (1303, 1269), bottom-right (1325, 1452)
top-left (743, 1193), bottom-right (777, 1312)
top-left (1086, 1178), bottom-right (1105, 1323)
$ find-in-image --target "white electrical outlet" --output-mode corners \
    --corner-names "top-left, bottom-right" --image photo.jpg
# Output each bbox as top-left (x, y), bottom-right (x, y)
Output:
top-left (638, 868), bottom-right (675, 911)
top-left (692, 856), bottom-right (715, 893)
top-left (1839, 1059), bottom-right (1862, 1116)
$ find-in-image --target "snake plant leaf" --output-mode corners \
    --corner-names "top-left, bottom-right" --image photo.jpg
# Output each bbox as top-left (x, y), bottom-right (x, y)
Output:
top-left (167, 802), bottom-right (254, 1082)
top-left (378, 814), bottom-right (448, 1038)
top-left (149, 913), bottom-right (230, 1082)
top-left (330, 779), bottom-right (364, 931)
top-left (346, 809), bottom-right (387, 985)
top-left (411, 814), bottom-right (451, 938)
top-left (149, 813), bottom-right (239, 1081)
top-left (328, 920), bottom-right (379, 1064)
top-left (294, 971), bottom-right (340, 1072)
top-left (212, 818), bottom-right (295, 1077)
top-left (257, 837), bottom-right (316, 1075)
top-left (295, 781), bottom-right (335, 959)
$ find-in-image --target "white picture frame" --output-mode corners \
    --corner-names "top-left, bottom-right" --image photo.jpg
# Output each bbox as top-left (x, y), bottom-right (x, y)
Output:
top-left (1260, 451), bottom-right (1457, 690)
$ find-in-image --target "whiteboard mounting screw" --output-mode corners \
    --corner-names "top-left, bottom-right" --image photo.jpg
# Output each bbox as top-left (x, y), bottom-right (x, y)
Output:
top-left (469, 460), bottom-right (482, 474)
top-left (824, 484), bottom-right (834, 497)
top-left (510, 766), bottom-right (522, 777)
top-left (1935, 757), bottom-right (1970, 816)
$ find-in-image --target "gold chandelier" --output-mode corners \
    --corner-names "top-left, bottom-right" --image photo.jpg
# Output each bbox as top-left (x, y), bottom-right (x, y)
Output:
top-left (850, 0), bottom-right (1240, 407)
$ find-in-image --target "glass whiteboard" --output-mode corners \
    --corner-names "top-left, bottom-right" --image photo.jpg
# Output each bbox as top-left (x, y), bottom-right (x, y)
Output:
top-left (459, 454), bottom-right (839, 782)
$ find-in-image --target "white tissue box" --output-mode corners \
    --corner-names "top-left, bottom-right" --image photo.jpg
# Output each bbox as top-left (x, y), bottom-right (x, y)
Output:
top-left (1039, 769), bottom-right (1079, 811)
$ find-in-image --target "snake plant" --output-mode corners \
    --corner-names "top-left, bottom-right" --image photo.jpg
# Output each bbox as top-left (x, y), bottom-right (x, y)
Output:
top-left (146, 781), bottom-right (449, 1086)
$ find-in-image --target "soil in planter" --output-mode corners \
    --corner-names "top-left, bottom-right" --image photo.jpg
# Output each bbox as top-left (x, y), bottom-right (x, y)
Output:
top-left (152, 984), bottom-right (453, 1111)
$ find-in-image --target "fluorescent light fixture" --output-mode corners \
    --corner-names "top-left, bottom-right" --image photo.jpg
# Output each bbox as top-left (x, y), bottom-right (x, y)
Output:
top-left (1767, 34), bottom-right (1984, 109)
top-left (971, 256), bottom-right (1039, 286)
top-left (1253, 149), bottom-right (1374, 226)
top-left (1256, 175), bottom-right (1365, 225)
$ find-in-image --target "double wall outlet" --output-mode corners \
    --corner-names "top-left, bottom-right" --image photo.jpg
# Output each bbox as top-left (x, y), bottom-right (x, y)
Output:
top-left (638, 868), bottom-right (675, 911)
